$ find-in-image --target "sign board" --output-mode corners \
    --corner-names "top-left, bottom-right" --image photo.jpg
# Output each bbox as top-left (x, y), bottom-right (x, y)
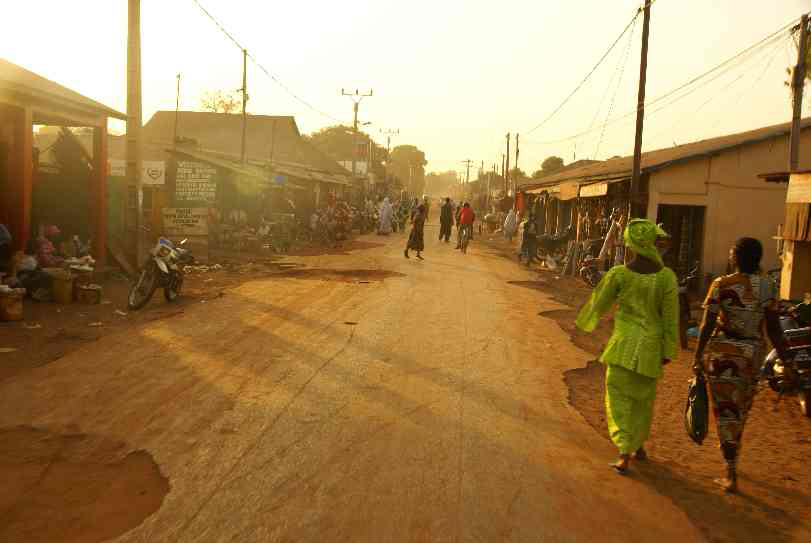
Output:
top-left (175, 160), bottom-right (217, 204)
top-left (787, 172), bottom-right (811, 204)
top-left (162, 207), bottom-right (210, 237)
top-left (108, 159), bottom-right (166, 185)
top-left (559, 182), bottom-right (579, 201)
top-left (579, 182), bottom-right (609, 198)
top-left (339, 161), bottom-right (368, 175)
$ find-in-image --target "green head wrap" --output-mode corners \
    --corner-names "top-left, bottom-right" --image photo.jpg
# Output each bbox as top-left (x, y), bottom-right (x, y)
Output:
top-left (624, 218), bottom-right (668, 266)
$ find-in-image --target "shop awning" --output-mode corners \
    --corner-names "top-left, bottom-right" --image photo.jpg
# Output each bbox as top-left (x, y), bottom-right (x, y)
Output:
top-left (579, 182), bottom-right (609, 198)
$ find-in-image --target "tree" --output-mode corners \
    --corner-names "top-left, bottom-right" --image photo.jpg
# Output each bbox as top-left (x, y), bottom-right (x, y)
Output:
top-left (424, 171), bottom-right (458, 197)
top-left (541, 156), bottom-right (564, 173)
top-left (509, 167), bottom-right (526, 180)
top-left (388, 145), bottom-right (427, 195)
top-left (200, 90), bottom-right (240, 113)
top-left (304, 125), bottom-right (387, 163)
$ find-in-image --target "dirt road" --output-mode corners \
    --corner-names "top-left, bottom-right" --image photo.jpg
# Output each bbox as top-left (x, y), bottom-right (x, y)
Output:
top-left (0, 224), bottom-right (705, 542)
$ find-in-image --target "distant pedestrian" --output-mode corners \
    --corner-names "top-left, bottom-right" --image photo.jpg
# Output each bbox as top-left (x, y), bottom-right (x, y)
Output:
top-left (575, 219), bottom-right (679, 474)
top-left (519, 213), bottom-right (538, 266)
top-left (378, 197), bottom-right (393, 235)
top-left (405, 204), bottom-right (426, 260)
top-left (439, 197), bottom-right (453, 243)
top-left (503, 208), bottom-right (518, 242)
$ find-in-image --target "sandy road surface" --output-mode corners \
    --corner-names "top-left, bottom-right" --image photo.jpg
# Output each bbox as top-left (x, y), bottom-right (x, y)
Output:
top-left (0, 223), bottom-right (704, 542)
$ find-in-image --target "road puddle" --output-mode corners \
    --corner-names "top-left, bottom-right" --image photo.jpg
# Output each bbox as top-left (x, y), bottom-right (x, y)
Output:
top-left (0, 426), bottom-right (168, 543)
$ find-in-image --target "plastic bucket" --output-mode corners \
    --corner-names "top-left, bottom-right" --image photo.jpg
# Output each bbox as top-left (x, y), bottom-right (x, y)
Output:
top-left (45, 269), bottom-right (73, 304)
top-left (0, 291), bottom-right (23, 321)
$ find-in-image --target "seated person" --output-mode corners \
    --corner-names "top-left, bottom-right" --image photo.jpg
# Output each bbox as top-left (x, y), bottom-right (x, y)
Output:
top-left (15, 240), bottom-right (52, 301)
top-left (0, 223), bottom-right (11, 273)
top-left (37, 225), bottom-right (64, 268)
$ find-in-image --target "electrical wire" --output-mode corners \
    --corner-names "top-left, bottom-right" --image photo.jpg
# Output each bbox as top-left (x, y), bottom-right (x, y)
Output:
top-left (593, 14), bottom-right (637, 159)
top-left (191, 0), bottom-right (344, 123)
top-left (520, 16), bottom-right (800, 146)
top-left (523, 7), bottom-right (642, 136)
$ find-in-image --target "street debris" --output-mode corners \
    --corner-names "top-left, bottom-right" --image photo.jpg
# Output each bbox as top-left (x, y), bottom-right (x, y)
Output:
top-left (114, 310), bottom-right (128, 317)
top-left (88, 322), bottom-right (103, 327)
top-left (22, 322), bottom-right (42, 330)
top-left (0, 348), bottom-right (17, 353)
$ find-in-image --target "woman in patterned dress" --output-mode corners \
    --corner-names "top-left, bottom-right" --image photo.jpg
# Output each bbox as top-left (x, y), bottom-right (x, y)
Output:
top-left (404, 204), bottom-right (426, 260)
top-left (576, 219), bottom-right (680, 473)
top-left (694, 237), bottom-right (785, 493)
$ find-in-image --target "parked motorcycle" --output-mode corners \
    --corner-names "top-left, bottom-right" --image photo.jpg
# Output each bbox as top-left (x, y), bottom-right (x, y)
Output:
top-left (128, 237), bottom-right (194, 310)
top-left (762, 301), bottom-right (811, 416)
top-left (578, 239), bottom-right (605, 288)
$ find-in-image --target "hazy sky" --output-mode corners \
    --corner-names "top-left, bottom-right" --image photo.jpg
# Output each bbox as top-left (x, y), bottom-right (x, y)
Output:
top-left (2, 1), bottom-right (809, 175)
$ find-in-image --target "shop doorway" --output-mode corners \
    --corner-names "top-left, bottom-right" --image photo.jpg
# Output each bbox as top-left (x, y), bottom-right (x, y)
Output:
top-left (656, 204), bottom-right (705, 282)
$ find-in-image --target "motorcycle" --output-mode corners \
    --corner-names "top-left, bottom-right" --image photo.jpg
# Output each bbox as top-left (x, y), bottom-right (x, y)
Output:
top-left (762, 301), bottom-right (811, 416)
top-left (128, 237), bottom-right (195, 310)
top-left (578, 239), bottom-right (605, 288)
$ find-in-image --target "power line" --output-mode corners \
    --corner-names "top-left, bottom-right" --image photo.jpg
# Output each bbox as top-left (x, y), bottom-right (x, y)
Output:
top-left (191, 0), bottom-right (344, 123)
top-left (521, 16), bottom-right (799, 146)
top-left (524, 8), bottom-right (642, 136)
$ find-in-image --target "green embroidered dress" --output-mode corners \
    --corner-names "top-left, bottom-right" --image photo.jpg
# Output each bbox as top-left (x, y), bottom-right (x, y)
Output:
top-left (576, 265), bottom-right (680, 454)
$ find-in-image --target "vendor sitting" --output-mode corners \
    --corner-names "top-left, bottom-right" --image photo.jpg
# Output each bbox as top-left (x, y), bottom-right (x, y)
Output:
top-left (14, 240), bottom-right (52, 302)
top-left (37, 225), bottom-right (64, 268)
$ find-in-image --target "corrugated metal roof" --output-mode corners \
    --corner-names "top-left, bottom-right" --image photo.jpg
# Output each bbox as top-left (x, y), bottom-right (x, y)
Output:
top-left (521, 117), bottom-right (811, 189)
top-left (0, 57), bottom-right (126, 120)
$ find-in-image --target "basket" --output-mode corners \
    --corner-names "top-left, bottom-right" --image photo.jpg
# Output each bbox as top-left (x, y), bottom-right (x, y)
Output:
top-left (44, 269), bottom-right (74, 304)
top-left (76, 284), bottom-right (102, 305)
top-left (0, 290), bottom-right (23, 321)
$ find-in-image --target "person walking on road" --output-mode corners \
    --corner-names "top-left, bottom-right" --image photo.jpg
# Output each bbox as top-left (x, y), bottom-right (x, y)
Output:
top-left (378, 197), bottom-right (393, 235)
top-left (405, 204), bottom-right (426, 260)
top-left (503, 208), bottom-right (518, 242)
top-left (693, 237), bottom-right (784, 493)
top-left (456, 202), bottom-right (475, 250)
top-left (575, 219), bottom-right (680, 474)
top-left (439, 197), bottom-right (453, 243)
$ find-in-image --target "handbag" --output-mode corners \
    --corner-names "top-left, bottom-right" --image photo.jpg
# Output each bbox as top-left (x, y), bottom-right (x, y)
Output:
top-left (685, 373), bottom-right (709, 445)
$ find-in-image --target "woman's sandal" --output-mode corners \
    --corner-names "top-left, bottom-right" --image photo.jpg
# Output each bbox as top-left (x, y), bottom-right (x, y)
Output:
top-left (634, 448), bottom-right (648, 461)
top-left (612, 455), bottom-right (630, 474)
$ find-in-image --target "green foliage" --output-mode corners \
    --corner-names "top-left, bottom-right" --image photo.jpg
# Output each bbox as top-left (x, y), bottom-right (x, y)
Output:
top-left (388, 145), bottom-right (427, 195)
top-left (304, 125), bottom-right (388, 165)
top-left (200, 90), bottom-right (240, 114)
top-left (541, 156), bottom-right (565, 173)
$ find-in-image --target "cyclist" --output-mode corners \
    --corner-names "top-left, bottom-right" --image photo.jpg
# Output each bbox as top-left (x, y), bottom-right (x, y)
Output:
top-left (456, 202), bottom-right (475, 250)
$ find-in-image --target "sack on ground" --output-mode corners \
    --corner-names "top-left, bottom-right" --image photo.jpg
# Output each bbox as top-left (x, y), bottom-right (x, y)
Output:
top-left (684, 373), bottom-right (709, 445)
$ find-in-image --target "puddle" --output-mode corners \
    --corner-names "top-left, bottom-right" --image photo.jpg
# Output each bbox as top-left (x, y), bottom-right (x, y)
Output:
top-left (271, 269), bottom-right (404, 282)
top-left (0, 426), bottom-right (169, 543)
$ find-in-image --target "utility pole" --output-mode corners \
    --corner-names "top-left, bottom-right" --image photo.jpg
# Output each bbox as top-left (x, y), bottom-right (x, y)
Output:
top-left (461, 159), bottom-right (474, 200)
top-left (127, 0), bottom-right (144, 266)
top-left (629, 0), bottom-right (652, 218)
top-left (342, 89), bottom-right (373, 179)
top-left (790, 14), bottom-right (809, 172)
top-left (241, 49), bottom-right (248, 165)
top-left (514, 133), bottom-right (520, 195)
top-left (173, 73), bottom-right (180, 149)
top-left (501, 154), bottom-right (506, 194)
top-left (505, 133), bottom-right (511, 196)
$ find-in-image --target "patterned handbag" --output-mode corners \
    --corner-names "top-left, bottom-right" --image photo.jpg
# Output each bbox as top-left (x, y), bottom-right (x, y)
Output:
top-left (685, 373), bottom-right (709, 445)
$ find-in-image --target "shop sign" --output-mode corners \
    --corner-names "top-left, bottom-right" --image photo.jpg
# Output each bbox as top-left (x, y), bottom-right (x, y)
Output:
top-left (786, 172), bottom-right (811, 203)
top-left (162, 207), bottom-right (210, 237)
top-left (559, 182), bottom-right (579, 201)
top-left (175, 161), bottom-right (217, 204)
top-left (108, 159), bottom-right (166, 185)
top-left (579, 182), bottom-right (608, 198)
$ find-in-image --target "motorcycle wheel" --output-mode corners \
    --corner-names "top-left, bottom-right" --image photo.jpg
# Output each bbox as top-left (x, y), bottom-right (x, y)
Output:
top-left (800, 389), bottom-right (811, 417)
top-left (128, 263), bottom-right (158, 310)
top-left (164, 273), bottom-right (183, 302)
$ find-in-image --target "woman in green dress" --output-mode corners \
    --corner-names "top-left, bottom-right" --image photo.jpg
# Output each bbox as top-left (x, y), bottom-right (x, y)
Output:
top-left (576, 219), bottom-right (680, 473)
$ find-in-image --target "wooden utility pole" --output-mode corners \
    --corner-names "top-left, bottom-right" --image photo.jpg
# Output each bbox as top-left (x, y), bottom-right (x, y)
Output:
top-left (501, 154), bottom-right (506, 193)
top-left (505, 133), bottom-right (511, 196)
top-left (461, 159), bottom-right (475, 200)
top-left (514, 133), bottom-right (520, 195)
top-left (241, 49), bottom-right (248, 165)
top-left (790, 14), bottom-right (809, 172)
top-left (629, 0), bottom-right (652, 218)
top-left (342, 89), bottom-right (373, 179)
top-left (127, 0), bottom-right (144, 266)
top-left (173, 74), bottom-right (180, 149)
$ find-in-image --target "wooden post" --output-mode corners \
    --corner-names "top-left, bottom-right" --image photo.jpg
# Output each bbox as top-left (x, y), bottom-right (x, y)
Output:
top-left (93, 122), bottom-right (108, 268)
top-left (127, 0), bottom-right (144, 266)
top-left (11, 106), bottom-right (33, 251)
top-left (241, 49), bottom-right (248, 165)
top-left (629, 0), bottom-right (652, 219)
top-left (790, 14), bottom-right (809, 172)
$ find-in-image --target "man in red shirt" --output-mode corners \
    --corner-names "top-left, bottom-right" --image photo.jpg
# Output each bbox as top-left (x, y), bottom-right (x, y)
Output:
top-left (455, 203), bottom-right (475, 250)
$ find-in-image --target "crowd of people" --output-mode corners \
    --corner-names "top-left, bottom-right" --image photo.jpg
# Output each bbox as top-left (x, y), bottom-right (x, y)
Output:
top-left (0, 223), bottom-right (92, 302)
